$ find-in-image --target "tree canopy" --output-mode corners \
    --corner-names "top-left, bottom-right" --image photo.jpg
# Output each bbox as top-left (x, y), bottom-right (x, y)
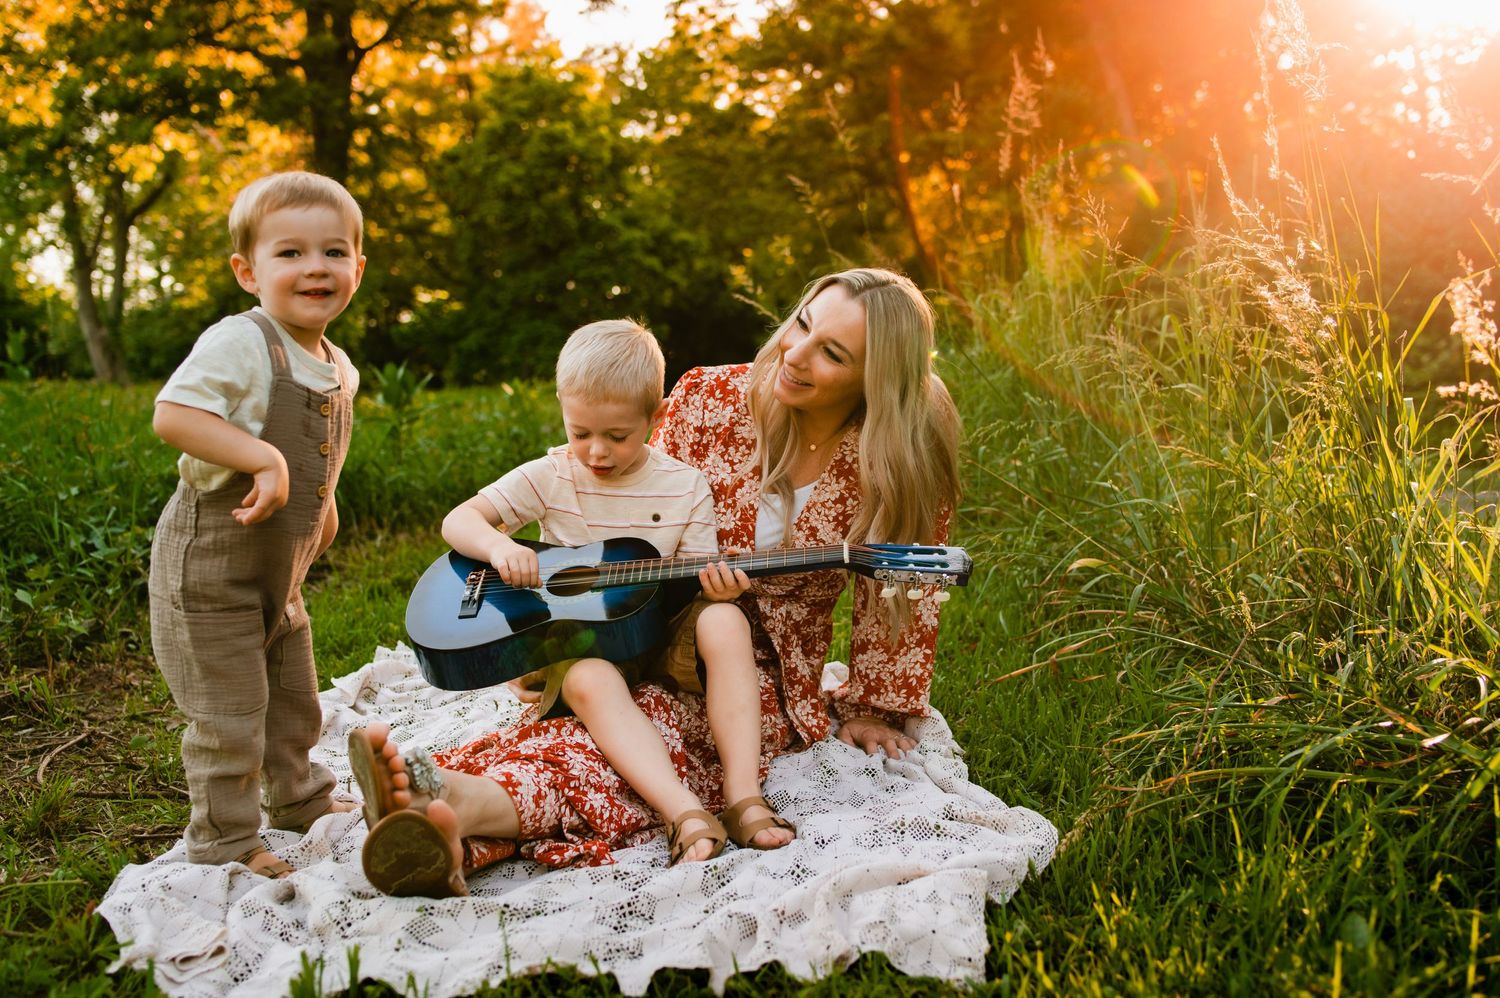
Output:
top-left (1, 0), bottom-right (1495, 384)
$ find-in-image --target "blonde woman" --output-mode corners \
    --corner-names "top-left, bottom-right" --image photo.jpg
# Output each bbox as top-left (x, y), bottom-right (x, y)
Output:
top-left (353, 268), bottom-right (961, 896)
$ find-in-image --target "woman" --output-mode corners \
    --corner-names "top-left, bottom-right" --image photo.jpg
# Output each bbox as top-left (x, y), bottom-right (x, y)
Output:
top-left (353, 268), bottom-right (962, 897)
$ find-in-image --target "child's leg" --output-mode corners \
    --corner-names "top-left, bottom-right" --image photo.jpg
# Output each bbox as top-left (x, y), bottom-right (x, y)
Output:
top-left (151, 599), bottom-right (276, 866)
top-left (263, 610), bottom-right (351, 830)
top-left (561, 658), bottom-right (722, 862)
top-left (697, 603), bottom-right (794, 848)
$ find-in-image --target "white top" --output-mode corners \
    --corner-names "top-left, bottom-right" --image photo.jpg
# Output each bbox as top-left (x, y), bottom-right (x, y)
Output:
top-left (155, 306), bottom-right (359, 491)
top-left (754, 482), bottom-right (816, 550)
top-left (479, 444), bottom-right (719, 558)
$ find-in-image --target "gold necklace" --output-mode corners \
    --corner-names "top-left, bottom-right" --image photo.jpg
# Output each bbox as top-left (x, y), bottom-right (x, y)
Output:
top-left (804, 421), bottom-right (850, 452)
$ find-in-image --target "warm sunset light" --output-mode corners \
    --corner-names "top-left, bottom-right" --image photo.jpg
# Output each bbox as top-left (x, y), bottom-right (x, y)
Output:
top-left (1371, 0), bottom-right (1500, 32)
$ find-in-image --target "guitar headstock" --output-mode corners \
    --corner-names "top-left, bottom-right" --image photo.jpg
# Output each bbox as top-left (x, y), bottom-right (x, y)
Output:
top-left (847, 544), bottom-right (972, 601)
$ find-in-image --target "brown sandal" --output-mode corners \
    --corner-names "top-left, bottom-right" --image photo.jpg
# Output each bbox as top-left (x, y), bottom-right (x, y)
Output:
top-left (665, 808), bottom-right (727, 865)
top-left (361, 810), bottom-right (469, 898)
top-left (348, 728), bottom-right (401, 829)
top-left (719, 795), bottom-right (796, 850)
top-left (235, 846), bottom-right (294, 879)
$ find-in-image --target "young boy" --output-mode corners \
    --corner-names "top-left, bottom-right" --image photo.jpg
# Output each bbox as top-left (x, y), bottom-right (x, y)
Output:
top-left (149, 171), bottom-right (366, 878)
top-left (440, 320), bottom-right (795, 863)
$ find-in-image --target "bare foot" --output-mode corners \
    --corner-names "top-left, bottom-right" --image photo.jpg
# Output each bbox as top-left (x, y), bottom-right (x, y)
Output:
top-left (348, 723), bottom-right (441, 829)
top-left (740, 800), bottom-right (795, 848)
top-left (721, 794), bottom-right (796, 850)
top-left (238, 846), bottom-right (294, 879)
top-left (351, 725), bottom-right (468, 898)
top-left (675, 815), bottom-right (719, 863)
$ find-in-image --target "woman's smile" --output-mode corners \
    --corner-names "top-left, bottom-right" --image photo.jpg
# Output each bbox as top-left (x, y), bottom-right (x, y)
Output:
top-left (779, 366), bottom-right (813, 389)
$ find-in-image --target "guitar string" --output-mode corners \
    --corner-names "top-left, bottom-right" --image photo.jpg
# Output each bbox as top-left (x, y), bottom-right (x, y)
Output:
top-left (464, 549), bottom-right (963, 596)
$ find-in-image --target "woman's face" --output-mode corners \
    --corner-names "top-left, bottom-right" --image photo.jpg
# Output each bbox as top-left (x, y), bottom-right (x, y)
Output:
top-left (773, 283), bottom-right (868, 417)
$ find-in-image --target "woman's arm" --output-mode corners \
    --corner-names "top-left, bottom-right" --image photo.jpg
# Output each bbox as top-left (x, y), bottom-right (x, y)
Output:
top-left (833, 508), bottom-right (953, 755)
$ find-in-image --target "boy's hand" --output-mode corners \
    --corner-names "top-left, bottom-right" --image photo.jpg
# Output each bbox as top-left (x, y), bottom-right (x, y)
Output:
top-left (232, 446), bottom-right (289, 525)
top-left (700, 559), bottom-right (751, 601)
top-left (490, 536), bottom-right (541, 588)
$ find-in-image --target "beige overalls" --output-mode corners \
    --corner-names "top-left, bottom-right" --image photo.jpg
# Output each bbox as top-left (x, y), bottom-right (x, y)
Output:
top-left (149, 311), bottom-right (354, 864)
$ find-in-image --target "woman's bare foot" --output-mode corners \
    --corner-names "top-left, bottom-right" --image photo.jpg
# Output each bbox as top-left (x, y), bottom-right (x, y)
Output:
top-left (350, 724), bottom-right (468, 897)
top-left (348, 722), bottom-right (442, 829)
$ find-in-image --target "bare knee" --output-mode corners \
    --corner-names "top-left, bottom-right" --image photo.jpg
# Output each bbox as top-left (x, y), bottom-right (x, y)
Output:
top-left (696, 602), bottom-right (750, 653)
top-left (560, 658), bottom-right (626, 712)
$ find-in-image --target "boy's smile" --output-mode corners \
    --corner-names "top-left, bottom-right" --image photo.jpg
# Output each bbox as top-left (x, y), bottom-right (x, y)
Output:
top-left (558, 395), bottom-right (667, 482)
top-left (230, 205), bottom-right (365, 350)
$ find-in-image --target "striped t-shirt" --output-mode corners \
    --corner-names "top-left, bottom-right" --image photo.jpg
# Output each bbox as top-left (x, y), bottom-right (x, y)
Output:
top-left (478, 444), bottom-right (719, 558)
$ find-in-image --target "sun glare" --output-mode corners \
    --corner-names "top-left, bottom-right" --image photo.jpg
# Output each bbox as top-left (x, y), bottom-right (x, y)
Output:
top-left (1371, 0), bottom-right (1500, 32)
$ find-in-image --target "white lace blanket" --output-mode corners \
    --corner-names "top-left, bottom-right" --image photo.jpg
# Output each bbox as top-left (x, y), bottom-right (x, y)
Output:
top-left (98, 644), bottom-right (1057, 996)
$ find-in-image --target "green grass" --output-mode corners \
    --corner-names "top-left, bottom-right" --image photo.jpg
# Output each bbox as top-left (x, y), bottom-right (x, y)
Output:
top-left (4, 176), bottom-right (1500, 992)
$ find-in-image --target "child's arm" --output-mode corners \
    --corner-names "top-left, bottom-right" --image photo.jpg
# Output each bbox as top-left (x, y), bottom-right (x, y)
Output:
top-left (153, 401), bottom-right (289, 525)
top-left (442, 496), bottom-right (540, 588)
top-left (315, 496), bottom-right (339, 559)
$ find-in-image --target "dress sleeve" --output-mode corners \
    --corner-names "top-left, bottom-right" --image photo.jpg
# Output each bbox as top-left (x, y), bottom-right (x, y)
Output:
top-left (477, 454), bottom-right (555, 534)
top-left (654, 366), bottom-right (705, 464)
top-left (833, 507), bottom-right (953, 727)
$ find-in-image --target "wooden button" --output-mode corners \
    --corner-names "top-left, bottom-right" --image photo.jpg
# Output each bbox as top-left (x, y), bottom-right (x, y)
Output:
top-left (317, 484), bottom-right (328, 498)
top-left (319, 442), bottom-right (331, 455)
top-left (320, 402), bottom-right (331, 416)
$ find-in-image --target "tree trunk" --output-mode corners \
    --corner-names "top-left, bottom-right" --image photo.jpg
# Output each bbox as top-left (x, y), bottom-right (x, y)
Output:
top-left (61, 179), bottom-right (128, 383)
top-left (301, 0), bottom-right (362, 182)
top-left (886, 65), bottom-right (947, 294)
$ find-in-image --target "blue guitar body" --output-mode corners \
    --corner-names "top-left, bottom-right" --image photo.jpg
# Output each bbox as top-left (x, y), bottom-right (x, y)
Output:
top-left (405, 537), bottom-right (973, 690)
top-left (405, 537), bottom-right (698, 691)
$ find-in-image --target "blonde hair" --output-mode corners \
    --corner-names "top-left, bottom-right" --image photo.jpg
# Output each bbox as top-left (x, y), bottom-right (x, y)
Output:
top-left (555, 319), bottom-right (665, 415)
top-left (228, 171), bottom-right (363, 256)
top-left (747, 268), bottom-right (962, 634)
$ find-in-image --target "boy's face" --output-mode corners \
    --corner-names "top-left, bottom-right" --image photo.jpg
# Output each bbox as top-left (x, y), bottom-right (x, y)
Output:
top-left (559, 394), bottom-right (667, 482)
top-left (230, 205), bottom-right (365, 345)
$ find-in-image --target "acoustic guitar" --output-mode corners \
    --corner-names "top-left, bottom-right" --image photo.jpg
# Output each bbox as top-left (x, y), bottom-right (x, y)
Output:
top-left (405, 537), bottom-right (972, 690)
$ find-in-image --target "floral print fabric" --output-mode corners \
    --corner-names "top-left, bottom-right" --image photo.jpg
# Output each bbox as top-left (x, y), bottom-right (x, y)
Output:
top-left (440, 364), bottom-right (946, 870)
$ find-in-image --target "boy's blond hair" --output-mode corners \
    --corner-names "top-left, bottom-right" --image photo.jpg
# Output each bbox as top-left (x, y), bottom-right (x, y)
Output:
top-left (555, 319), bottom-right (664, 416)
top-left (228, 171), bottom-right (363, 256)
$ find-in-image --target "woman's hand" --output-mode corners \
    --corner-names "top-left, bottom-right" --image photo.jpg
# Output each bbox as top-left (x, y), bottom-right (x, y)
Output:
top-left (699, 559), bottom-right (751, 602)
top-left (836, 715), bottom-right (918, 759)
top-left (504, 669), bottom-right (547, 704)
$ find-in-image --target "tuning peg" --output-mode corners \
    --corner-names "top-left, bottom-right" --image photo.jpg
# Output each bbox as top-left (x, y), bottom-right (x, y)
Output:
top-left (880, 585), bottom-right (898, 598)
top-left (906, 587), bottom-right (923, 599)
top-left (933, 589), bottom-right (951, 602)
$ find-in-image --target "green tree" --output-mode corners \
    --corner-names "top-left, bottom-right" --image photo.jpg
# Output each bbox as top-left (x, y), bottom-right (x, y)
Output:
top-left (0, 0), bottom-right (233, 382)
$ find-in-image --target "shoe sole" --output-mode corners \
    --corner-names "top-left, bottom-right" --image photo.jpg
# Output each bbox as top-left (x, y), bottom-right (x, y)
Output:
top-left (347, 728), bottom-right (395, 829)
top-left (361, 810), bottom-right (467, 898)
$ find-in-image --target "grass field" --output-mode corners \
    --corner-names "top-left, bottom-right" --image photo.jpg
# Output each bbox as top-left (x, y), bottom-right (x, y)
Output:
top-left (4, 182), bottom-right (1500, 994)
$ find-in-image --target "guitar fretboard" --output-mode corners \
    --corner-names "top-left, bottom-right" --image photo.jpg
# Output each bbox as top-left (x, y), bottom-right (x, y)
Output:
top-left (591, 542), bottom-right (850, 586)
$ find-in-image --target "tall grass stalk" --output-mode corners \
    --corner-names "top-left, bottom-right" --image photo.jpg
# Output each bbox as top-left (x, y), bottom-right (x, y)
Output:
top-left (950, 112), bottom-right (1499, 986)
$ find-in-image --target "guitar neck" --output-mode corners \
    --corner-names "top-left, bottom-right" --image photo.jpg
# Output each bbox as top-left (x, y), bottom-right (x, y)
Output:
top-left (594, 543), bottom-right (851, 587)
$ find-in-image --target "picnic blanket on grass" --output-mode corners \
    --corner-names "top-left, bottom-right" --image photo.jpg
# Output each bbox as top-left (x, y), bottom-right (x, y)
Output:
top-left (98, 644), bottom-right (1057, 996)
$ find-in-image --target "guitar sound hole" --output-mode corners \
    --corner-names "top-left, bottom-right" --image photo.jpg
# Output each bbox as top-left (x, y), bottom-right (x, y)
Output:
top-left (547, 566), bottom-right (601, 598)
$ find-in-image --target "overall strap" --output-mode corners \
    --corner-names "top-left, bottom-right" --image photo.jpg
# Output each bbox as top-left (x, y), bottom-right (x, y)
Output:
top-left (240, 310), bottom-right (293, 380)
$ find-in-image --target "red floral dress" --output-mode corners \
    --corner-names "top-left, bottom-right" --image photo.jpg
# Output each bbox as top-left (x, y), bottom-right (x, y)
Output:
top-left (449, 364), bottom-right (947, 871)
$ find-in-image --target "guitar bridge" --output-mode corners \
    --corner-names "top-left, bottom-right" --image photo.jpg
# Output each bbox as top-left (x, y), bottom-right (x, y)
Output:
top-left (459, 568), bottom-right (487, 618)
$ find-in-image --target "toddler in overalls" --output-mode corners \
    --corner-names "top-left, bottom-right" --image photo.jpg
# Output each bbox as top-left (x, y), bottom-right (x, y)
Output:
top-left (149, 172), bottom-right (366, 878)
